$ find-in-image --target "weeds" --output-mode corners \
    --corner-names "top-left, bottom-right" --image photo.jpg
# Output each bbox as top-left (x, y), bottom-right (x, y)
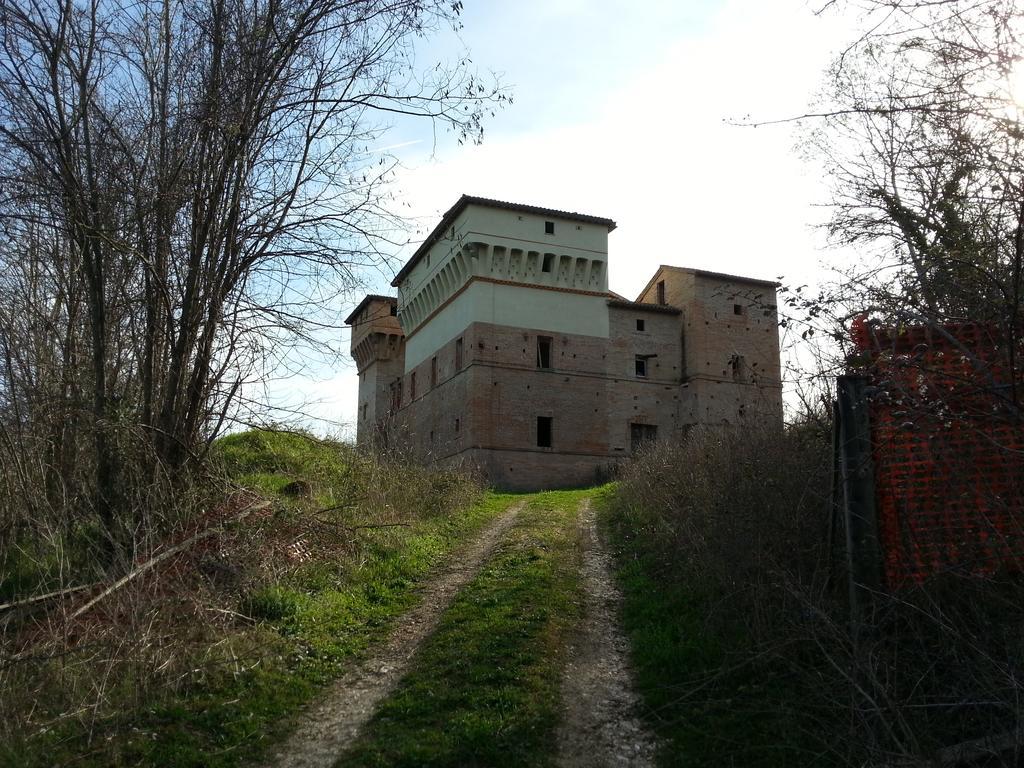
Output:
top-left (0, 430), bottom-right (495, 767)
top-left (606, 424), bottom-right (1024, 766)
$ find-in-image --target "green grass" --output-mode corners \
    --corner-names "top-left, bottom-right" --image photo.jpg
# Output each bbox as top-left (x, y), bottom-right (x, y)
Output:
top-left (340, 490), bottom-right (588, 768)
top-left (6, 432), bottom-right (510, 768)
top-left (212, 428), bottom-right (361, 505)
top-left (593, 486), bottom-right (824, 768)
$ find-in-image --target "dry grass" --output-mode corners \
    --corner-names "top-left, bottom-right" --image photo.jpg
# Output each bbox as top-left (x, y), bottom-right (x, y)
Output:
top-left (608, 423), bottom-right (1024, 766)
top-left (0, 429), bottom-right (487, 766)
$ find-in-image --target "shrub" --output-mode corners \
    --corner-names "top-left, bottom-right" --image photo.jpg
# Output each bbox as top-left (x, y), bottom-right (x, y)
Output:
top-left (613, 423), bottom-right (832, 641)
top-left (611, 421), bottom-right (1024, 765)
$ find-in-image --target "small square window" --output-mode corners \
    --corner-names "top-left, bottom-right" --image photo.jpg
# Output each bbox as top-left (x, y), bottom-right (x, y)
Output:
top-left (537, 416), bottom-right (553, 448)
top-left (734, 303), bottom-right (744, 316)
top-left (544, 221), bottom-right (555, 235)
top-left (635, 355), bottom-right (648, 377)
top-left (636, 319), bottom-right (645, 332)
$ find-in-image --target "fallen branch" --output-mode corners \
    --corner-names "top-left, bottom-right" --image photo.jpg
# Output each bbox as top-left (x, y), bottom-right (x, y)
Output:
top-left (933, 724), bottom-right (1024, 766)
top-left (0, 582), bottom-right (101, 614)
top-left (66, 500), bottom-right (271, 623)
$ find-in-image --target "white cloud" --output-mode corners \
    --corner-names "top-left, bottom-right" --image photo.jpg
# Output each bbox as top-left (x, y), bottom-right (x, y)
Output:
top-left (291, 0), bottom-right (856, 434)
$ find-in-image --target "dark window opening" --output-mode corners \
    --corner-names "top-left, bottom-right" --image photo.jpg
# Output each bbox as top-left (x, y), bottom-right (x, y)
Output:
top-left (733, 303), bottom-right (744, 316)
top-left (455, 418), bottom-right (460, 432)
top-left (455, 337), bottom-right (463, 370)
top-left (544, 221), bottom-right (555, 235)
top-left (731, 354), bottom-right (747, 383)
top-left (537, 336), bottom-right (552, 369)
top-left (537, 416), bottom-right (553, 448)
top-left (656, 280), bottom-right (666, 305)
top-left (390, 304), bottom-right (397, 316)
top-left (431, 356), bottom-right (438, 388)
top-left (636, 318), bottom-right (645, 331)
top-left (635, 355), bottom-right (648, 377)
top-left (542, 254), bottom-right (555, 272)
top-left (631, 423), bottom-right (658, 451)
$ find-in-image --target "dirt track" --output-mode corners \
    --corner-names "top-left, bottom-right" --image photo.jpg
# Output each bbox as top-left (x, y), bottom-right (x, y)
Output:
top-left (264, 494), bottom-right (658, 768)
top-left (263, 501), bottom-right (524, 768)
top-left (556, 499), bottom-right (660, 768)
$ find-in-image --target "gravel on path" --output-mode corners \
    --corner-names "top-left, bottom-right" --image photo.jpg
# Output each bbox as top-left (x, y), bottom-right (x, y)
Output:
top-left (556, 498), bottom-right (660, 768)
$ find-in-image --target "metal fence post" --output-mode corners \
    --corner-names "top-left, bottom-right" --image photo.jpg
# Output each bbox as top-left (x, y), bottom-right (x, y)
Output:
top-left (836, 375), bottom-right (883, 617)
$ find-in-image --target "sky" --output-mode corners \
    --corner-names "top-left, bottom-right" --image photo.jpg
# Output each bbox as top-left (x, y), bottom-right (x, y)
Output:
top-left (273, 0), bottom-right (860, 436)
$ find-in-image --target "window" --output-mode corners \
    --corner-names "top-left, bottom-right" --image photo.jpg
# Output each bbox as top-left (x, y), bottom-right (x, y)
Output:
top-left (656, 280), bottom-right (666, 305)
top-left (537, 416), bottom-right (553, 448)
top-left (455, 417), bottom-right (461, 432)
top-left (636, 319), bottom-right (645, 332)
top-left (630, 423), bottom-right (658, 451)
top-left (410, 372), bottom-right (416, 400)
top-left (455, 337), bottom-right (463, 370)
top-left (537, 336), bottom-right (552, 369)
top-left (733, 303), bottom-right (744, 316)
top-left (431, 356), bottom-right (438, 388)
top-left (361, 403), bottom-right (368, 420)
top-left (544, 221), bottom-right (555, 235)
top-left (390, 304), bottom-right (397, 316)
top-left (542, 254), bottom-right (555, 273)
top-left (731, 354), bottom-right (747, 383)
top-left (391, 379), bottom-right (402, 410)
top-left (635, 355), bottom-right (648, 377)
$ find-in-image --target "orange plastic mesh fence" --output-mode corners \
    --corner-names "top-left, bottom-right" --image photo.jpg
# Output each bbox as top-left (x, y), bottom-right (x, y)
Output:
top-left (851, 316), bottom-right (1024, 587)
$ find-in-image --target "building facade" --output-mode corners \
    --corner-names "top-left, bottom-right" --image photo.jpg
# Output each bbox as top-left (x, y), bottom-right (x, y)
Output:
top-left (346, 196), bottom-right (782, 490)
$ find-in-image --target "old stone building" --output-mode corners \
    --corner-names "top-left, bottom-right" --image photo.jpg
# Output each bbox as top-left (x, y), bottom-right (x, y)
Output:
top-left (347, 195), bottom-right (782, 490)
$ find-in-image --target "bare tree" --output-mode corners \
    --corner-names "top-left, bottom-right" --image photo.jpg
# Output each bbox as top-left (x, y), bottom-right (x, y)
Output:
top-left (801, 1), bottom-right (1024, 329)
top-left (0, 0), bottom-right (504, 560)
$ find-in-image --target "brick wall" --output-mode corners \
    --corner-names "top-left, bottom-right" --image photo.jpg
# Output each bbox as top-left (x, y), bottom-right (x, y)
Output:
top-left (355, 265), bottom-right (782, 488)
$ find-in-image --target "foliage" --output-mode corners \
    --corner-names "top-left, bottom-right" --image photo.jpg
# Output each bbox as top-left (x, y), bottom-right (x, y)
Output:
top-left (799, 1), bottom-right (1024, 330)
top-left (0, 0), bottom-right (504, 559)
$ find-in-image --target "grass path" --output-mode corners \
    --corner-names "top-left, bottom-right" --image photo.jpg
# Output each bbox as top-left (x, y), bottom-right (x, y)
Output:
top-left (339, 490), bottom-right (585, 767)
top-left (262, 500), bottom-right (527, 768)
top-left (270, 488), bottom-right (658, 768)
